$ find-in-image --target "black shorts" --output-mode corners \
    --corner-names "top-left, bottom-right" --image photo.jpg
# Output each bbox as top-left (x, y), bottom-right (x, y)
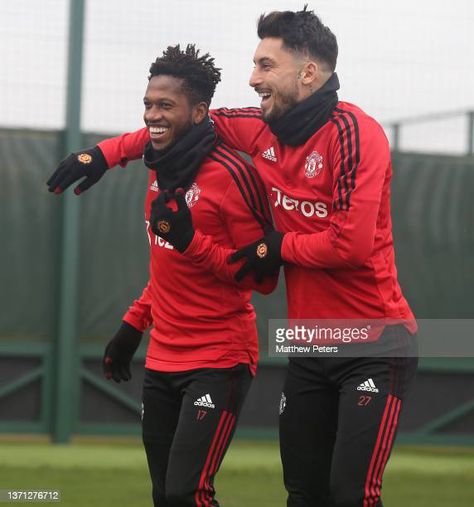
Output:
top-left (279, 325), bottom-right (418, 507)
top-left (142, 364), bottom-right (252, 507)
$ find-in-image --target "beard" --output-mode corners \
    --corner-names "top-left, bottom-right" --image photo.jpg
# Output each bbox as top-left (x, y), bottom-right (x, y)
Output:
top-left (152, 117), bottom-right (194, 153)
top-left (261, 82), bottom-right (299, 123)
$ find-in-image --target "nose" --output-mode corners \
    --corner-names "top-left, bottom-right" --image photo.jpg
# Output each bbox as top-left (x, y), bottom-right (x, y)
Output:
top-left (249, 67), bottom-right (262, 88)
top-left (144, 105), bottom-right (162, 124)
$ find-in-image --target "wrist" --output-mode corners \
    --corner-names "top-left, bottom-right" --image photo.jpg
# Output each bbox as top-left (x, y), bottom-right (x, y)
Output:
top-left (267, 230), bottom-right (284, 258)
top-left (113, 321), bottom-right (143, 348)
top-left (176, 228), bottom-right (195, 253)
top-left (88, 145), bottom-right (109, 170)
top-left (279, 232), bottom-right (291, 263)
top-left (270, 230), bottom-right (284, 246)
top-left (119, 320), bottom-right (142, 335)
top-left (179, 228), bottom-right (203, 257)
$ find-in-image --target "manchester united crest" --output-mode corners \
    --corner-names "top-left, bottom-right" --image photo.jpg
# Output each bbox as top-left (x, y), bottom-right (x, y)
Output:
top-left (157, 220), bottom-right (170, 233)
top-left (256, 242), bottom-right (268, 258)
top-left (185, 183), bottom-right (201, 208)
top-left (77, 153), bottom-right (92, 164)
top-left (304, 151), bottom-right (323, 178)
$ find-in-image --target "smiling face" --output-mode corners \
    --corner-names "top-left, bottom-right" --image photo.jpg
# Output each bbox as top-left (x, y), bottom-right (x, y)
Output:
top-left (249, 37), bottom-right (323, 123)
top-left (143, 75), bottom-right (207, 151)
top-left (249, 37), bottom-right (305, 123)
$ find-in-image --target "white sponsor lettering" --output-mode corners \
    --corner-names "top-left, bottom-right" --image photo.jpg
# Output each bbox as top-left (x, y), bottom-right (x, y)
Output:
top-left (272, 187), bottom-right (328, 218)
top-left (282, 194), bottom-right (297, 211)
top-left (300, 201), bottom-right (314, 217)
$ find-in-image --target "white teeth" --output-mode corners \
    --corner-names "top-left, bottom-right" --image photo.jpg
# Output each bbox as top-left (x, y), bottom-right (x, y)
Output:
top-left (258, 92), bottom-right (271, 99)
top-left (149, 127), bottom-right (168, 134)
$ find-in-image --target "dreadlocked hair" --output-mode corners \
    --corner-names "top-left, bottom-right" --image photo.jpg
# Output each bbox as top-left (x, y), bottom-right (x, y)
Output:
top-left (257, 5), bottom-right (338, 72)
top-left (149, 44), bottom-right (221, 105)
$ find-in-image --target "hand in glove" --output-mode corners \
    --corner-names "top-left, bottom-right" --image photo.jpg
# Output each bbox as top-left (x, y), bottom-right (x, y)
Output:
top-left (47, 146), bottom-right (108, 195)
top-left (150, 188), bottom-right (194, 253)
top-left (228, 230), bottom-right (284, 282)
top-left (103, 322), bottom-right (143, 382)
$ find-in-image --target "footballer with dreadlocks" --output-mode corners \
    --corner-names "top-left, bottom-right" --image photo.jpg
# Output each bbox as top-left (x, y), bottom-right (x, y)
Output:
top-left (49, 44), bottom-right (277, 506)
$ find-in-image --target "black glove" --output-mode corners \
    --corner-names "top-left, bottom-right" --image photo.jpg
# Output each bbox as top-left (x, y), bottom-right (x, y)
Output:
top-left (229, 230), bottom-right (284, 282)
top-left (46, 146), bottom-right (108, 195)
top-left (103, 322), bottom-right (143, 382)
top-left (150, 188), bottom-right (194, 253)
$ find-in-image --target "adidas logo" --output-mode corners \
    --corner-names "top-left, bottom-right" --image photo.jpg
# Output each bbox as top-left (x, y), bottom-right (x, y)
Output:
top-left (262, 146), bottom-right (277, 162)
top-left (150, 180), bottom-right (159, 192)
top-left (357, 378), bottom-right (379, 393)
top-left (194, 394), bottom-right (215, 409)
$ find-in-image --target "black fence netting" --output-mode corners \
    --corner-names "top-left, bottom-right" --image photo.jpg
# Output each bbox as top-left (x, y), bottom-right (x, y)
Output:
top-left (391, 152), bottom-right (474, 318)
top-left (0, 129), bottom-right (62, 340)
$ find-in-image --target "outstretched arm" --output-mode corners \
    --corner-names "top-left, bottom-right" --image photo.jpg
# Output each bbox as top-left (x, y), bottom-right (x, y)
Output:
top-left (46, 128), bottom-right (149, 194)
top-left (46, 110), bottom-right (265, 194)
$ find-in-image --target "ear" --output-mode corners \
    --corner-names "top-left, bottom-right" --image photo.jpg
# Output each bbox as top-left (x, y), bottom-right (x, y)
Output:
top-left (192, 102), bottom-right (209, 124)
top-left (298, 61), bottom-right (319, 86)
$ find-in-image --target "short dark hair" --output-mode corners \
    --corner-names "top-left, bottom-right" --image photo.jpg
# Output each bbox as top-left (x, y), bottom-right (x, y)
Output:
top-left (257, 5), bottom-right (338, 72)
top-left (149, 44), bottom-right (221, 105)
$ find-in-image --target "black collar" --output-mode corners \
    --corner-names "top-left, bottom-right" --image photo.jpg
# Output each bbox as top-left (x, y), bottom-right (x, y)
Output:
top-left (268, 73), bottom-right (340, 146)
top-left (143, 117), bottom-right (216, 192)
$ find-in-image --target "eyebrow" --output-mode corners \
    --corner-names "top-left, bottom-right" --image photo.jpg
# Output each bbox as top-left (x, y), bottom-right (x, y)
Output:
top-left (254, 56), bottom-right (276, 66)
top-left (143, 97), bottom-right (176, 104)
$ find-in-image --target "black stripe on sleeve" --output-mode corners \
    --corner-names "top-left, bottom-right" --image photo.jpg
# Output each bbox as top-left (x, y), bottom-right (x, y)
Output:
top-left (335, 112), bottom-right (354, 208)
top-left (330, 108), bottom-right (361, 210)
top-left (208, 147), bottom-right (268, 229)
top-left (212, 107), bottom-right (262, 119)
top-left (215, 143), bottom-right (267, 220)
top-left (329, 115), bottom-right (349, 210)
top-left (337, 108), bottom-right (361, 195)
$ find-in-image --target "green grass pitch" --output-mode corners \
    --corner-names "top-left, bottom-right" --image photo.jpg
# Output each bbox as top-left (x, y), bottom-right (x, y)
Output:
top-left (0, 439), bottom-right (473, 506)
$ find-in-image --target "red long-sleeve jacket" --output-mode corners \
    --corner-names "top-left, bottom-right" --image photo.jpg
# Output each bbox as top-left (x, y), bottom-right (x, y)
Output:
top-left (99, 102), bottom-right (415, 333)
top-left (115, 143), bottom-right (277, 373)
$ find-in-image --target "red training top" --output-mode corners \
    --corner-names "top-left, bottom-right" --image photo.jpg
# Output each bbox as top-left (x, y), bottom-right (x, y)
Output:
top-left (115, 142), bottom-right (277, 374)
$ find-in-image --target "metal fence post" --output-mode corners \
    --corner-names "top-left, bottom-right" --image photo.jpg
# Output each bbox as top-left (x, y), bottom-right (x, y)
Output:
top-left (467, 111), bottom-right (474, 156)
top-left (391, 123), bottom-right (400, 152)
top-left (53, 0), bottom-right (86, 443)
